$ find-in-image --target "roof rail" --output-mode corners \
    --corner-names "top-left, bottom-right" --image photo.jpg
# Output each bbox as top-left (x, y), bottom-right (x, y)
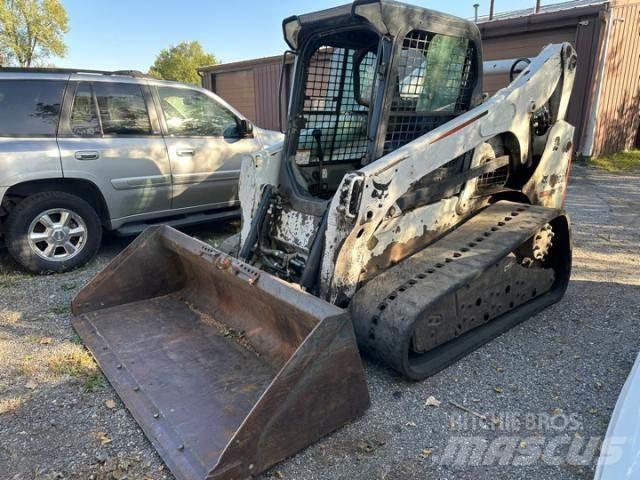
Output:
top-left (109, 70), bottom-right (151, 78)
top-left (0, 67), bottom-right (152, 78)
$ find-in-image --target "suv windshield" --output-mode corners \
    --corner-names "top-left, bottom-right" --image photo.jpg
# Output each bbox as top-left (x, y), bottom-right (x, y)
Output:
top-left (0, 80), bottom-right (66, 136)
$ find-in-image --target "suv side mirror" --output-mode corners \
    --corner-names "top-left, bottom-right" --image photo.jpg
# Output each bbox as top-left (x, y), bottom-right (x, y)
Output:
top-left (239, 119), bottom-right (254, 137)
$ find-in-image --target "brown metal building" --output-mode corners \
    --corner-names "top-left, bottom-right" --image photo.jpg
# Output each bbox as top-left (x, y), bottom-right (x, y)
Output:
top-left (199, 0), bottom-right (640, 157)
top-left (199, 55), bottom-right (293, 134)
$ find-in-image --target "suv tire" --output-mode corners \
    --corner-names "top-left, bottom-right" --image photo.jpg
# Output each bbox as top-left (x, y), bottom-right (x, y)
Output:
top-left (6, 191), bottom-right (102, 274)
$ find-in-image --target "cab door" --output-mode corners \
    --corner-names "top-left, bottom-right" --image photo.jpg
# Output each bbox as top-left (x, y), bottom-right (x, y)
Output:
top-left (58, 79), bottom-right (172, 221)
top-left (153, 85), bottom-right (261, 210)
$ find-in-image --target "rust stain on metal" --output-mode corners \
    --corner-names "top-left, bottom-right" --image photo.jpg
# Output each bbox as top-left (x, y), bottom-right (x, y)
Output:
top-left (182, 298), bottom-right (261, 356)
top-left (429, 111), bottom-right (488, 145)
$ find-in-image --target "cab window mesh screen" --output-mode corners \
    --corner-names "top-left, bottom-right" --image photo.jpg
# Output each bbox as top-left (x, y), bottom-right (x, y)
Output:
top-left (295, 47), bottom-right (376, 166)
top-left (477, 162), bottom-right (509, 191)
top-left (384, 30), bottom-right (475, 155)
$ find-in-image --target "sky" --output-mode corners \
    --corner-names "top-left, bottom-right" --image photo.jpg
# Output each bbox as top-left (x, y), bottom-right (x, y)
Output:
top-left (56, 0), bottom-right (564, 72)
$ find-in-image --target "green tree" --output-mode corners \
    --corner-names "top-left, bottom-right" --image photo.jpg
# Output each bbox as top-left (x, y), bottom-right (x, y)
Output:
top-left (0, 0), bottom-right (69, 67)
top-left (149, 41), bottom-right (217, 85)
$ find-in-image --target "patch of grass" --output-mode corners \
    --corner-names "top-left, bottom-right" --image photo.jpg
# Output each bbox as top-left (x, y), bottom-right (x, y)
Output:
top-left (0, 397), bottom-right (23, 415)
top-left (50, 303), bottom-right (71, 315)
top-left (589, 150), bottom-right (640, 173)
top-left (83, 372), bottom-right (108, 392)
top-left (2, 311), bottom-right (22, 324)
top-left (0, 273), bottom-right (16, 289)
top-left (19, 355), bottom-right (40, 376)
top-left (70, 333), bottom-right (83, 345)
top-left (60, 282), bottom-right (77, 291)
top-left (49, 346), bottom-right (97, 379)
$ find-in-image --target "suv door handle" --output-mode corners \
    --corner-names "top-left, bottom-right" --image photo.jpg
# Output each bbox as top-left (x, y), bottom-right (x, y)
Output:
top-left (176, 148), bottom-right (196, 157)
top-left (74, 150), bottom-right (100, 161)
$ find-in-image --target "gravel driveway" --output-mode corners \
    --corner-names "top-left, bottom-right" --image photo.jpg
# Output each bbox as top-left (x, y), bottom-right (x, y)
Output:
top-left (1, 164), bottom-right (638, 480)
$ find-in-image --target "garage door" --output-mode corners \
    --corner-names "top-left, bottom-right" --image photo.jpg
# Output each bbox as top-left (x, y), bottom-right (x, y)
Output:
top-left (214, 70), bottom-right (256, 122)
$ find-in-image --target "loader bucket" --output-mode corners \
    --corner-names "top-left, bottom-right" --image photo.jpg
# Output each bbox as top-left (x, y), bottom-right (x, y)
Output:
top-left (71, 226), bottom-right (369, 480)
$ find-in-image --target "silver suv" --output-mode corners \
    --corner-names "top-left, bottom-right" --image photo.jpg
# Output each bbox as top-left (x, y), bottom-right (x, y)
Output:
top-left (0, 68), bottom-right (283, 273)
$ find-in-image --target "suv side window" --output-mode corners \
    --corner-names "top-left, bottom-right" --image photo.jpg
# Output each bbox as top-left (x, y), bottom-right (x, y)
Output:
top-left (0, 80), bottom-right (66, 137)
top-left (70, 82), bottom-right (152, 136)
top-left (94, 82), bottom-right (151, 135)
top-left (157, 86), bottom-right (239, 137)
top-left (70, 83), bottom-right (100, 136)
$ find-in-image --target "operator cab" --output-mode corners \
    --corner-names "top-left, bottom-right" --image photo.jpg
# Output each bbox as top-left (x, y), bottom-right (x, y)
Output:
top-left (241, 1), bottom-right (483, 286)
top-left (281, 0), bottom-right (482, 201)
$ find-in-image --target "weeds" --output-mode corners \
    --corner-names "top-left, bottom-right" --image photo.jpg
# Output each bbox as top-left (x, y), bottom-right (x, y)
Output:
top-left (0, 397), bottom-right (22, 415)
top-left (50, 304), bottom-right (71, 315)
top-left (83, 372), bottom-right (108, 392)
top-left (589, 150), bottom-right (640, 173)
top-left (70, 333), bottom-right (83, 345)
top-left (50, 343), bottom-right (107, 392)
top-left (49, 346), bottom-right (97, 379)
top-left (19, 355), bottom-right (39, 376)
top-left (0, 273), bottom-right (15, 289)
top-left (2, 311), bottom-right (21, 324)
top-left (60, 282), bottom-right (77, 291)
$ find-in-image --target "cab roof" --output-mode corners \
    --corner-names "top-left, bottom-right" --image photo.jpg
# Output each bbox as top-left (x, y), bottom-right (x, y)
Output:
top-left (282, 0), bottom-right (480, 51)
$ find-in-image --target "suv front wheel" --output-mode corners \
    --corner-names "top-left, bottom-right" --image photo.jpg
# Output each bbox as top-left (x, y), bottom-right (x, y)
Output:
top-left (6, 192), bottom-right (102, 273)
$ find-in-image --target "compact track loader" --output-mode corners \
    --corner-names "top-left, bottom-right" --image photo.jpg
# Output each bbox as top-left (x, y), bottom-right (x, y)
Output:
top-left (72, 1), bottom-right (577, 478)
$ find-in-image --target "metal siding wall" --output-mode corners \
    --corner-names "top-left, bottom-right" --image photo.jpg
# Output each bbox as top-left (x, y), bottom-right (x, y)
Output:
top-left (594, 1), bottom-right (640, 155)
top-left (254, 59), bottom-right (293, 132)
top-left (482, 26), bottom-right (576, 99)
top-left (254, 61), bottom-right (282, 131)
top-left (482, 28), bottom-right (578, 60)
top-left (480, 12), bottom-right (603, 156)
top-left (200, 72), bottom-right (213, 91)
top-left (214, 70), bottom-right (257, 122)
top-left (202, 58), bottom-right (292, 131)
top-left (281, 63), bottom-right (292, 132)
top-left (568, 13), bottom-right (604, 152)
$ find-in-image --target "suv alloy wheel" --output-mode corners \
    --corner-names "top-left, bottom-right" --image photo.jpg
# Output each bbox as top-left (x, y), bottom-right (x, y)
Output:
top-left (5, 191), bottom-right (102, 273)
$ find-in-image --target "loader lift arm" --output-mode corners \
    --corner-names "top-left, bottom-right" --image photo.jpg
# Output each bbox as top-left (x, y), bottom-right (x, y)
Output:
top-left (323, 42), bottom-right (577, 302)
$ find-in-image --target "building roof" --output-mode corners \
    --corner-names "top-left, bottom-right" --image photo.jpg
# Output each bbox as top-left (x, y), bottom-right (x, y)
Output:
top-left (475, 0), bottom-right (608, 23)
top-left (198, 53), bottom-right (293, 74)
